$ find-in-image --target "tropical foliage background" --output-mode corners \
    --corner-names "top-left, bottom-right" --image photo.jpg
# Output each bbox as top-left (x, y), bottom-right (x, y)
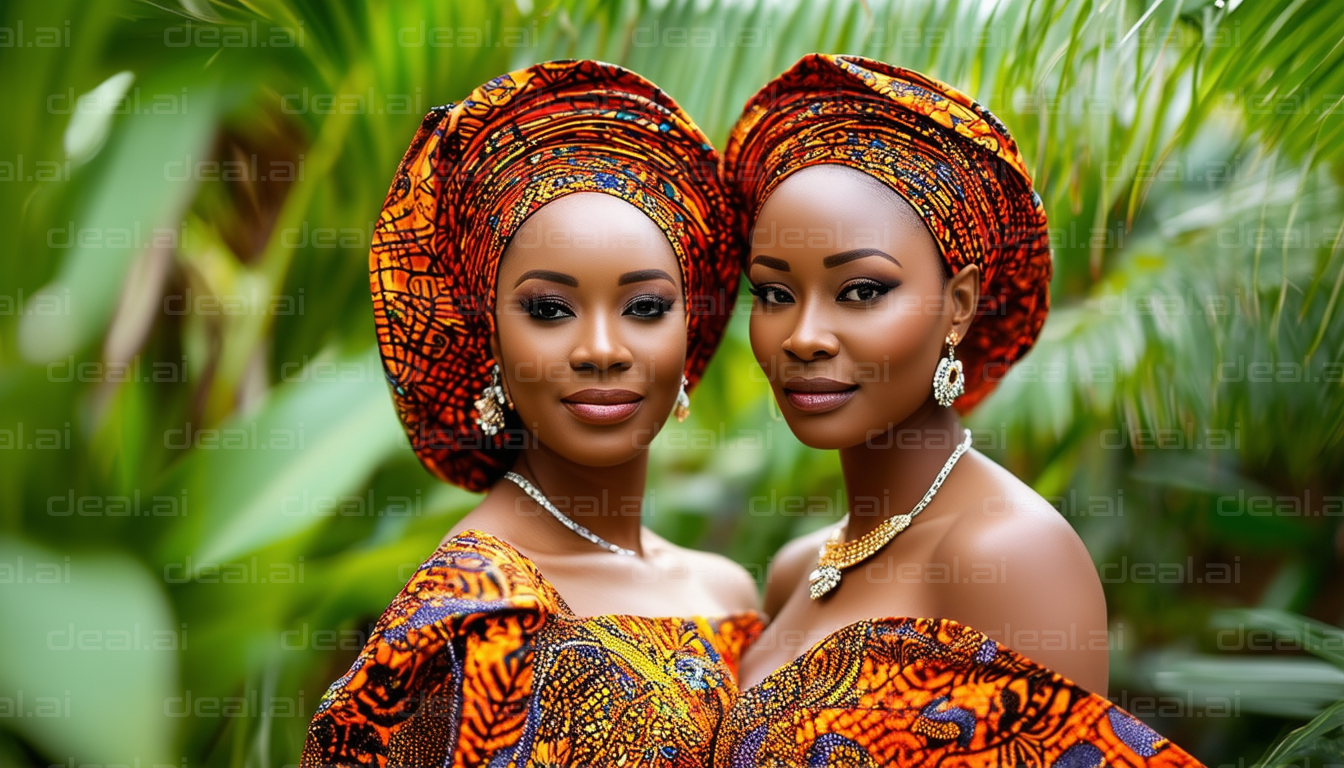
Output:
top-left (2, 0), bottom-right (1343, 764)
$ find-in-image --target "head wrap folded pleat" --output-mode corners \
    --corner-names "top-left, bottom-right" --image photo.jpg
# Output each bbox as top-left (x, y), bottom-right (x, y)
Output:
top-left (372, 60), bottom-right (745, 491)
top-left (725, 54), bottom-right (1052, 411)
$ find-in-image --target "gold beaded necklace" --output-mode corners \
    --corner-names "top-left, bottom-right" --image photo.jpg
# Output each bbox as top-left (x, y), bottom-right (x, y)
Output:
top-left (808, 429), bottom-right (973, 600)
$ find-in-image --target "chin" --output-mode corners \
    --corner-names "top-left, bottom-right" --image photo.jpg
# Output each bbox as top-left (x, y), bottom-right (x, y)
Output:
top-left (546, 426), bottom-right (657, 468)
top-left (777, 412), bottom-right (870, 451)
top-left (789, 428), bottom-right (872, 452)
top-left (776, 392), bottom-right (922, 451)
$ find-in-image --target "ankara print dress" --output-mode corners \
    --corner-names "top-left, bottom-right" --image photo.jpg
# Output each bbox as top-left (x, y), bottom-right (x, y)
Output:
top-left (713, 617), bottom-right (1204, 768)
top-left (302, 531), bottom-right (763, 767)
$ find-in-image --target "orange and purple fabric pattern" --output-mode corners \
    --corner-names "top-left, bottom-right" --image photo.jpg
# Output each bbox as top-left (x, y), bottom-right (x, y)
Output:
top-left (300, 530), bottom-right (763, 767)
top-left (725, 54), bottom-right (1053, 411)
top-left (371, 60), bottom-right (745, 492)
top-left (715, 617), bottom-right (1203, 767)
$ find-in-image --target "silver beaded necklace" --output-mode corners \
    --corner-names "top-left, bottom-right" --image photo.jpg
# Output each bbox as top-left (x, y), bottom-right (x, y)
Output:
top-left (504, 471), bottom-right (639, 557)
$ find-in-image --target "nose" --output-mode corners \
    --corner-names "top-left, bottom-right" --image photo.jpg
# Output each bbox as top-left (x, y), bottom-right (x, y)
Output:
top-left (781, 302), bottom-right (840, 361)
top-left (569, 311), bottom-right (635, 373)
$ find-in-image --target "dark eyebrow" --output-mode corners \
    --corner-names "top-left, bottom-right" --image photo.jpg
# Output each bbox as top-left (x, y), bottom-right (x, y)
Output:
top-left (515, 270), bottom-right (578, 287)
top-left (750, 255), bottom-right (791, 272)
top-left (823, 248), bottom-right (901, 268)
top-left (618, 269), bottom-right (677, 286)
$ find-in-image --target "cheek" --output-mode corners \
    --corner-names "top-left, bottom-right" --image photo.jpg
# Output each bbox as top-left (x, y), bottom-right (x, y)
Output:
top-left (495, 314), bottom-right (565, 394)
top-left (496, 312), bottom-right (537, 351)
top-left (639, 321), bottom-right (689, 377)
top-left (747, 311), bottom-right (787, 367)
top-left (843, 297), bottom-right (942, 373)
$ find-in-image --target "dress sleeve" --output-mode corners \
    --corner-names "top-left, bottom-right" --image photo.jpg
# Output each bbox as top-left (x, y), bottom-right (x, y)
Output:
top-left (300, 538), bottom-right (548, 767)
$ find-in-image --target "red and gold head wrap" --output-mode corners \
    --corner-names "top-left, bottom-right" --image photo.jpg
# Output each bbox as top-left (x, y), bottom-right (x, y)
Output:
top-left (725, 54), bottom-right (1052, 411)
top-left (371, 60), bottom-right (745, 491)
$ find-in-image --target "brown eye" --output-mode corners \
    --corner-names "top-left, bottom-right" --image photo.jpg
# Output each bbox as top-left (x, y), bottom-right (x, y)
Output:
top-left (625, 295), bottom-right (675, 319)
top-left (522, 297), bottom-right (574, 321)
top-left (837, 280), bottom-right (893, 303)
top-left (748, 284), bottom-right (795, 306)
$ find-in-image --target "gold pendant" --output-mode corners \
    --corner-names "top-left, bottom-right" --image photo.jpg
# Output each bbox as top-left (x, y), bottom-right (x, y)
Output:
top-left (804, 430), bottom-right (972, 602)
top-left (807, 515), bottom-right (913, 601)
top-left (808, 564), bottom-right (842, 600)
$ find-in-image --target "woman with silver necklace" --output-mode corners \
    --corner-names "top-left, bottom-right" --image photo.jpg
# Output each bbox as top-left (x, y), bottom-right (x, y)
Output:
top-left (301, 61), bottom-right (759, 767)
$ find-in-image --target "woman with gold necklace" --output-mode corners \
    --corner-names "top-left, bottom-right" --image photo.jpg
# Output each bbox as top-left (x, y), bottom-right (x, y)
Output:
top-left (718, 54), bottom-right (1204, 766)
top-left (300, 60), bottom-right (760, 766)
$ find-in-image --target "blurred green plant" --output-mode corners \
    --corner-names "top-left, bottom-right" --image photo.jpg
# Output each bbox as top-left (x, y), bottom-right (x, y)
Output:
top-left (1149, 609), bottom-right (1344, 765)
top-left (0, 0), bottom-right (1341, 764)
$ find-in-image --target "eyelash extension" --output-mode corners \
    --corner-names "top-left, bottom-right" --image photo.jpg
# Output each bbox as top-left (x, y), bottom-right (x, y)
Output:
top-left (749, 283), bottom-right (796, 304)
top-left (837, 279), bottom-right (897, 301)
top-left (520, 295), bottom-right (574, 317)
top-left (624, 294), bottom-right (676, 315)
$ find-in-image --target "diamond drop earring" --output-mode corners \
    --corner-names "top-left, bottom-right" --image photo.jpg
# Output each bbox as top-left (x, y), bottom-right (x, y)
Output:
top-left (933, 331), bottom-right (965, 408)
top-left (474, 363), bottom-right (510, 435)
top-left (673, 375), bottom-right (691, 422)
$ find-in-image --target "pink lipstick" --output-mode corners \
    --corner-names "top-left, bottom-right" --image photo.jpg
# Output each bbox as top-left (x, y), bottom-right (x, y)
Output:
top-left (782, 378), bottom-right (858, 414)
top-left (562, 388), bottom-right (643, 425)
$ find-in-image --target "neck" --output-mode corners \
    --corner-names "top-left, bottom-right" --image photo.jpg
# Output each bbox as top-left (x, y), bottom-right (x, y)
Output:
top-left (511, 443), bottom-right (650, 556)
top-left (837, 399), bottom-right (965, 542)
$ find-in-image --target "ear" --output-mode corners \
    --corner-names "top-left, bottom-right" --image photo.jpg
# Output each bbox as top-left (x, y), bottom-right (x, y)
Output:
top-left (947, 264), bottom-right (981, 342)
top-left (488, 333), bottom-right (503, 368)
top-left (488, 328), bottom-right (515, 406)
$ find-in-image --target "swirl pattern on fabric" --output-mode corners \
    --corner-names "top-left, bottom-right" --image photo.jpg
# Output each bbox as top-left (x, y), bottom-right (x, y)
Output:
top-left (372, 59), bottom-right (746, 491)
top-left (301, 530), bottom-right (763, 767)
top-left (725, 54), bottom-right (1052, 410)
top-left (713, 617), bottom-right (1204, 767)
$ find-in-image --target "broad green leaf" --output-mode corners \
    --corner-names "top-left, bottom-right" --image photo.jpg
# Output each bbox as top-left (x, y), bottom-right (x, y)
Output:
top-left (18, 77), bottom-right (222, 363)
top-left (1214, 609), bottom-right (1344, 672)
top-left (185, 347), bottom-right (406, 568)
top-left (0, 537), bottom-right (177, 763)
top-left (1150, 653), bottom-right (1344, 719)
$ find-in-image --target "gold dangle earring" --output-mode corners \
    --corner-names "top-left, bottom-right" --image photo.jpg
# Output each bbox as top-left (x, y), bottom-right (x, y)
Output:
top-left (673, 375), bottom-right (691, 422)
top-left (474, 363), bottom-right (511, 435)
top-left (933, 331), bottom-right (965, 408)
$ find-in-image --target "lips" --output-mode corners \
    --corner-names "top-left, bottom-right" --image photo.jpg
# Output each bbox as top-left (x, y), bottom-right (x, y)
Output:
top-left (782, 377), bottom-right (858, 414)
top-left (561, 388), bottom-right (644, 425)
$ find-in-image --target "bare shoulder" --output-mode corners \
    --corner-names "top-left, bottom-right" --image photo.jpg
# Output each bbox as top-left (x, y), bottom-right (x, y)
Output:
top-left (933, 452), bottom-right (1110, 691)
top-left (938, 452), bottom-right (1094, 568)
top-left (762, 526), bottom-right (833, 618)
top-left (440, 505), bottom-right (490, 547)
top-left (439, 485), bottom-right (513, 547)
top-left (935, 457), bottom-right (1102, 599)
top-left (645, 530), bottom-right (761, 614)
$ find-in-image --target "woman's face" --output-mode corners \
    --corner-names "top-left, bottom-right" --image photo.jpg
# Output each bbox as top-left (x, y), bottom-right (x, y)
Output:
top-left (746, 164), bottom-right (979, 450)
top-left (493, 192), bottom-right (687, 466)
